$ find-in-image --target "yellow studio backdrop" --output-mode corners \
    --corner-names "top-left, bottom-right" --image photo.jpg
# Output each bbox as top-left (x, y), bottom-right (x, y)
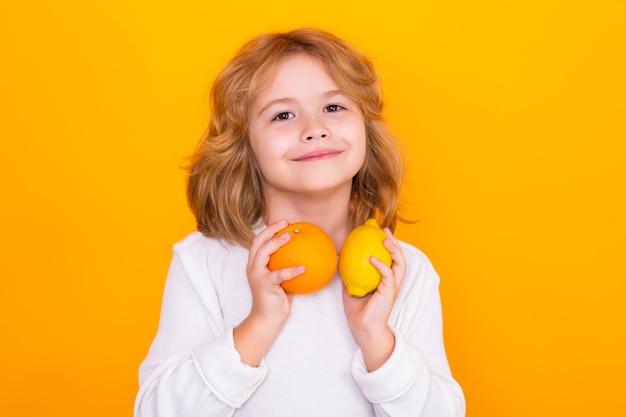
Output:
top-left (1, 0), bottom-right (624, 415)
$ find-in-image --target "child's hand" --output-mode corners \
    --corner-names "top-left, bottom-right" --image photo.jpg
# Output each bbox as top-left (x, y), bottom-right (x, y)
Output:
top-left (235, 219), bottom-right (305, 367)
top-left (246, 219), bottom-right (304, 324)
top-left (342, 228), bottom-right (407, 371)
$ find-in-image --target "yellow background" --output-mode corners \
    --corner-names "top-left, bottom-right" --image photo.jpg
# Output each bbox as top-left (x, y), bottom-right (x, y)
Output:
top-left (1, 0), bottom-right (625, 416)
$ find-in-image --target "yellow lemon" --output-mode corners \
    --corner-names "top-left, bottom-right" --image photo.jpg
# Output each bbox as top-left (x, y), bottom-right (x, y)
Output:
top-left (338, 218), bottom-right (392, 297)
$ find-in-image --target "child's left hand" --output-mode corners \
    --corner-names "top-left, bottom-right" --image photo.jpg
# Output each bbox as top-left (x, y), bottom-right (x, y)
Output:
top-left (342, 228), bottom-right (407, 371)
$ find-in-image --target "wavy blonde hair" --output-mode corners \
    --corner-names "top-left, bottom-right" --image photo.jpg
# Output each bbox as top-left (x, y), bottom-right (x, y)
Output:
top-left (187, 28), bottom-right (406, 248)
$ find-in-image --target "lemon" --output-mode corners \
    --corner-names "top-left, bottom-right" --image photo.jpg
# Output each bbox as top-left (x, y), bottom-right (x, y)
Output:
top-left (338, 218), bottom-right (392, 297)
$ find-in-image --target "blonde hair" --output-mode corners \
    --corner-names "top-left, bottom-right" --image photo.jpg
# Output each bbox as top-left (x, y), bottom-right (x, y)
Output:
top-left (187, 28), bottom-right (406, 248)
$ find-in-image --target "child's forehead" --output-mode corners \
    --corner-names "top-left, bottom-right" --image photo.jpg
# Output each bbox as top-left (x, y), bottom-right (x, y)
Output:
top-left (272, 54), bottom-right (328, 77)
top-left (254, 58), bottom-right (341, 102)
top-left (264, 53), bottom-right (323, 76)
top-left (255, 54), bottom-right (340, 93)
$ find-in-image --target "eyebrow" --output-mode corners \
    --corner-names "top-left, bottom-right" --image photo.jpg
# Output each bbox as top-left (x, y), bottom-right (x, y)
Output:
top-left (256, 89), bottom-right (347, 117)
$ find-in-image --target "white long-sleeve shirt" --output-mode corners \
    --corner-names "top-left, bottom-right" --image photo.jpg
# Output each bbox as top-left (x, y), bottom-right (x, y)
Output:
top-left (135, 231), bottom-right (465, 417)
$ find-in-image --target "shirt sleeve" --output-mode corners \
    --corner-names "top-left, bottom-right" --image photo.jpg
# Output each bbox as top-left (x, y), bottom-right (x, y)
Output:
top-left (134, 246), bottom-right (267, 417)
top-left (350, 244), bottom-right (466, 417)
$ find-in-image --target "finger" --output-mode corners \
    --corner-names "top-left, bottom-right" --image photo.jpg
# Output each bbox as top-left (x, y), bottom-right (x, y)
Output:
top-left (251, 230), bottom-right (292, 272)
top-left (249, 218), bottom-right (288, 255)
top-left (274, 265), bottom-right (306, 285)
top-left (369, 255), bottom-right (395, 292)
top-left (382, 228), bottom-right (402, 254)
top-left (382, 229), bottom-right (406, 285)
top-left (370, 254), bottom-right (392, 272)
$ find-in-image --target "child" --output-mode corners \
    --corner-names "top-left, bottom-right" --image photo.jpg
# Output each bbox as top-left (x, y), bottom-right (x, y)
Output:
top-left (135, 28), bottom-right (465, 417)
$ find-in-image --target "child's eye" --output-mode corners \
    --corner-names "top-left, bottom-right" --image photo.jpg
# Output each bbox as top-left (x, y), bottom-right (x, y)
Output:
top-left (324, 104), bottom-right (344, 113)
top-left (272, 112), bottom-right (294, 121)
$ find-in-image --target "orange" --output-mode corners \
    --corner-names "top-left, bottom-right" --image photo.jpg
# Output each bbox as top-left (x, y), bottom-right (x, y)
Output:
top-left (268, 222), bottom-right (338, 295)
top-left (338, 218), bottom-right (392, 297)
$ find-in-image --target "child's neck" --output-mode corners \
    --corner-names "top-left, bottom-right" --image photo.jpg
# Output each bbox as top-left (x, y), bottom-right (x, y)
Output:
top-left (264, 192), bottom-right (352, 252)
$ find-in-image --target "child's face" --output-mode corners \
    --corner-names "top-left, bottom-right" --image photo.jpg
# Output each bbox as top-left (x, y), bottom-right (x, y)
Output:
top-left (248, 54), bottom-right (367, 199)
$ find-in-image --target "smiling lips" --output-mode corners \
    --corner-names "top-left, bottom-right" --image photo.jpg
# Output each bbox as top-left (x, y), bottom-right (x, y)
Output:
top-left (293, 148), bottom-right (343, 162)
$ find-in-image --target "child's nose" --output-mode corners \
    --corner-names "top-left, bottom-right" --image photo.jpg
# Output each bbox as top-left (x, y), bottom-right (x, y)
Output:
top-left (303, 115), bottom-right (330, 141)
top-left (305, 132), bottom-right (328, 141)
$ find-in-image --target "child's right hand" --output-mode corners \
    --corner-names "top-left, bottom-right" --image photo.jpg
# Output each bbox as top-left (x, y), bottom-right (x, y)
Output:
top-left (234, 219), bottom-right (304, 366)
top-left (245, 218), bottom-right (303, 324)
